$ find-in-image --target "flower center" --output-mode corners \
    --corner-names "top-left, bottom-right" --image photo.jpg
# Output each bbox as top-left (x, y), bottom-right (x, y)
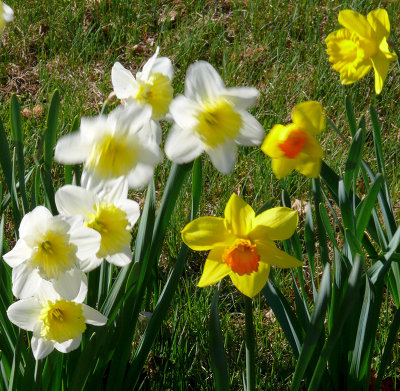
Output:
top-left (196, 97), bottom-right (242, 147)
top-left (86, 133), bottom-right (138, 180)
top-left (30, 230), bottom-right (77, 279)
top-left (85, 202), bottom-right (131, 258)
top-left (278, 128), bottom-right (307, 158)
top-left (39, 299), bottom-right (86, 343)
top-left (222, 239), bottom-right (260, 276)
top-left (136, 73), bottom-right (173, 119)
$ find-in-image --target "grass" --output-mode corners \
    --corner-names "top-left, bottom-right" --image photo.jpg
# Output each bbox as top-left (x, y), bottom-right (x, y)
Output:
top-left (1, 0), bottom-right (400, 389)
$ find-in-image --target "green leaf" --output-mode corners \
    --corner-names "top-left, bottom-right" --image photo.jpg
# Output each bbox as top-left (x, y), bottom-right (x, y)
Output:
top-left (44, 90), bottom-right (60, 171)
top-left (345, 95), bottom-right (357, 137)
top-left (0, 118), bottom-right (13, 195)
top-left (343, 128), bottom-right (364, 194)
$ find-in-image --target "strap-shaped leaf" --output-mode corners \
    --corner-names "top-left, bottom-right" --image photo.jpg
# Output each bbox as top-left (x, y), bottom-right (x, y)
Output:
top-left (343, 128), bottom-right (364, 194)
top-left (345, 95), bottom-right (357, 137)
top-left (44, 90), bottom-right (60, 171)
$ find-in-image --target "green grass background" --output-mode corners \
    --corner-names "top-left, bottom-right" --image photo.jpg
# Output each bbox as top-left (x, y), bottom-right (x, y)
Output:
top-left (1, 0), bottom-right (400, 389)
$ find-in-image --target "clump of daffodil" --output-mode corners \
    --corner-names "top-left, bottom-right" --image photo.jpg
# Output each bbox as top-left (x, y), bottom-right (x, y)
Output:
top-left (261, 101), bottom-right (325, 179)
top-left (54, 105), bottom-right (162, 189)
top-left (0, 2), bottom-right (13, 32)
top-left (55, 178), bottom-right (140, 271)
top-left (325, 9), bottom-right (397, 94)
top-left (111, 47), bottom-right (174, 120)
top-left (181, 194), bottom-right (301, 298)
top-left (165, 61), bottom-right (264, 174)
top-left (7, 281), bottom-right (107, 360)
top-left (3, 206), bottom-right (100, 299)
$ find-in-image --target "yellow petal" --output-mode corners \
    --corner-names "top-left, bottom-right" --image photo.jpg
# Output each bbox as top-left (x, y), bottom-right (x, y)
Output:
top-left (372, 50), bottom-right (391, 94)
top-left (271, 157), bottom-right (297, 179)
top-left (224, 194), bottom-right (255, 237)
top-left (256, 241), bottom-right (302, 268)
top-left (291, 101), bottom-right (326, 136)
top-left (296, 153), bottom-right (322, 178)
top-left (182, 217), bottom-right (229, 251)
top-left (303, 133), bottom-right (323, 158)
top-left (249, 207), bottom-right (298, 241)
top-left (198, 247), bottom-right (231, 287)
top-left (338, 10), bottom-right (373, 40)
top-left (367, 9), bottom-right (390, 40)
top-left (229, 262), bottom-right (270, 298)
top-left (261, 125), bottom-right (286, 158)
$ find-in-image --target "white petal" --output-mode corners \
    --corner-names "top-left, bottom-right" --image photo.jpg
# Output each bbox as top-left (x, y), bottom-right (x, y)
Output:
top-left (19, 206), bottom-right (52, 238)
top-left (206, 140), bottom-right (237, 174)
top-left (221, 87), bottom-right (259, 110)
top-left (12, 264), bottom-right (43, 299)
top-left (236, 111), bottom-right (265, 146)
top-left (7, 298), bottom-right (41, 331)
top-left (151, 57), bottom-right (174, 81)
top-left (118, 199), bottom-right (140, 229)
top-left (2, 4), bottom-right (14, 22)
top-left (169, 95), bottom-right (200, 131)
top-left (3, 239), bottom-right (32, 267)
top-left (111, 62), bottom-right (138, 99)
top-left (81, 304), bottom-right (108, 326)
top-left (54, 133), bottom-right (91, 164)
top-left (106, 247), bottom-right (132, 267)
top-left (54, 334), bottom-right (82, 353)
top-left (69, 226), bottom-right (101, 261)
top-left (165, 125), bottom-right (203, 164)
top-left (101, 176), bottom-right (129, 203)
top-left (79, 115), bottom-right (110, 143)
top-left (140, 47), bottom-right (160, 81)
top-left (79, 255), bottom-right (103, 273)
top-left (126, 163), bottom-right (155, 190)
top-left (185, 61), bottom-right (225, 102)
top-left (111, 104), bottom-right (152, 134)
top-left (55, 185), bottom-right (97, 217)
top-left (52, 269), bottom-right (88, 302)
top-left (137, 119), bottom-right (162, 147)
top-left (32, 334), bottom-right (54, 360)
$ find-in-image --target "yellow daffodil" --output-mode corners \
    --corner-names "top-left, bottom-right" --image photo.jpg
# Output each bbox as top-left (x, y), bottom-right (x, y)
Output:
top-left (261, 101), bottom-right (325, 179)
top-left (325, 9), bottom-right (397, 94)
top-left (181, 194), bottom-right (301, 298)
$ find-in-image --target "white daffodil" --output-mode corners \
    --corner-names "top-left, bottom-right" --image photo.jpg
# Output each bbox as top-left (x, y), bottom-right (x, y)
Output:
top-left (7, 280), bottom-right (107, 360)
top-left (54, 105), bottom-right (162, 189)
top-left (3, 206), bottom-right (101, 299)
top-left (165, 61), bottom-right (265, 174)
top-left (111, 47), bottom-right (174, 120)
top-left (55, 177), bottom-right (140, 271)
top-left (0, 2), bottom-right (13, 32)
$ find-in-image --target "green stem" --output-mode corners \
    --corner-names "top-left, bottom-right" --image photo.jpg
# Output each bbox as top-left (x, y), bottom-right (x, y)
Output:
top-left (244, 296), bottom-right (255, 391)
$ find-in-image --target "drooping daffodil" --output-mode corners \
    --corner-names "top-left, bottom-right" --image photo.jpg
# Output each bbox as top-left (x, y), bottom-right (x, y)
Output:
top-left (7, 280), bottom-right (107, 360)
top-left (2, 206), bottom-right (101, 299)
top-left (55, 177), bottom-right (140, 271)
top-left (165, 61), bottom-right (264, 174)
top-left (261, 101), bottom-right (325, 179)
top-left (325, 9), bottom-right (397, 94)
top-left (54, 105), bottom-right (162, 189)
top-left (0, 2), bottom-right (13, 32)
top-left (111, 47), bottom-right (174, 120)
top-left (181, 193), bottom-right (301, 298)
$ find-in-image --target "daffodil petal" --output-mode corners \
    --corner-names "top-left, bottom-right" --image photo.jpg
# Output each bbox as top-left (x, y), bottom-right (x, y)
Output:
top-left (198, 247), bottom-right (231, 287)
top-left (54, 335), bottom-right (82, 353)
top-left (338, 9), bottom-right (373, 39)
top-left (81, 304), bottom-right (108, 325)
top-left (371, 51), bottom-right (390, 95)
top-left (250, 207), bottom-right (298, 241)
top-left (224, 193), bottom-right (255, 236)
top-left (12, 264), bottom-right (43, 299)
top-left (229, 262), bottom-right (270, 298)
top-left (54, 132), bottom-right (91, 164)
top-left (185, 61), bottom-right (225, 102)
top-left (261, 124), bottom-right (285, 158)
top-left (182, 217), bottom-right (229, 250)
top-left (111, 62), bottom-right (138, 99)
top-left (367, 9), bottom-right (390, 40)
top-left (291, 101), bottom-right (326, 135)
top-left (7, 297), bottom-right (41, 331)
top-left (256, 241), bottom-right (302, 268)
top-left (271, 157), bottom-right (297, 179)
top-left (55, 185), bottom-right (97, 217)
top-left (32, 335), bottom-right (55, 360)
top-left (221, 87), bottom-right (259, 110)
top-left (206, 139), bottom-right (237, 174)
top-left (235, 111), bottom-right (265, 146)
top-left (19, 205), bottom-right (52, 238)
top-left (2, 239), bottom-right (31, 267)
top-left (150, 56), bottom-right (174, 81)
top-left (296, 153), bottom-right (322, 178)
top-left (106, 247), bottom-right (132, 267)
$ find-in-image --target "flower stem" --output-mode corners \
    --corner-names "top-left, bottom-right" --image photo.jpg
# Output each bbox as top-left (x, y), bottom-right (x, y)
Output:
top-left (244, 296), bottom-right (255, 391)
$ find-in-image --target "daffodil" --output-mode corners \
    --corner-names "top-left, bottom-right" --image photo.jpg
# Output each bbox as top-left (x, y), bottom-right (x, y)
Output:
top-left (261, 101), bottom-right (325, 179)
top-left (165, 61), bottom-right (264, 174)
top-left (181, 194), bottom-right (301, 298)
top-left (3, 206), bottom-right (101, 298)
top-left (54, 105), bottom-right (162, 189)
top-left (7, 281), bottom-right (107, 360)
top-left (55, 178), bottom-right (140, 271)
top-left (0, 2), bottom-right (13, 32)
top-left (325, 9), bottom-right (397, 94)
top-left (111, 47), bottom-right (174, 120)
